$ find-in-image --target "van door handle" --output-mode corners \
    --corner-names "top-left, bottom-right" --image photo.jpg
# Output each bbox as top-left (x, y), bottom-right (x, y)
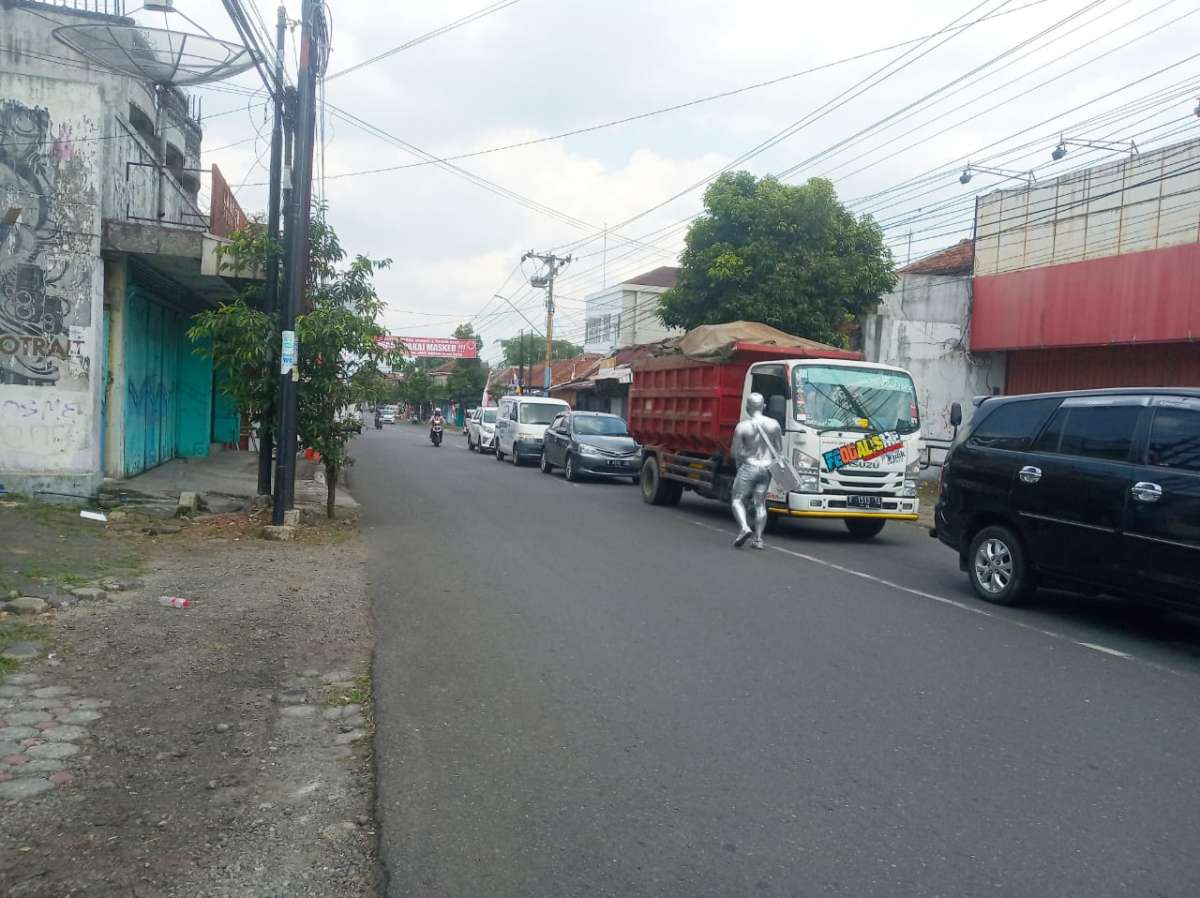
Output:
top-left (1132, 481), bottom-right (1163, 503)
top-left (1018, 465), bottom-right (1042, 484)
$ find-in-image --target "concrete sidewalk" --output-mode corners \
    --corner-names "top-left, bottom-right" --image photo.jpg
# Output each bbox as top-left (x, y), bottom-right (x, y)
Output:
top-left (103, 449), bottom-right (358, 513)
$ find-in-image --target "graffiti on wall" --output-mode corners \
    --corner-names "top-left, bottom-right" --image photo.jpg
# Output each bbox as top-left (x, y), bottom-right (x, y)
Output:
top-left (0, 99), bottom-right (95, 389)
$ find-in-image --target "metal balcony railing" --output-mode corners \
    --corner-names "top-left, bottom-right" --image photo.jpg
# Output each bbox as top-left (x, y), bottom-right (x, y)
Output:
top-left (24, 0), bottom-right (127, 17)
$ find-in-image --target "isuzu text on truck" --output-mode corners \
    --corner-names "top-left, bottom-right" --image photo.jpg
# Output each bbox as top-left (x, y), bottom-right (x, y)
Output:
top-left (628, 333), bottom-right (924, 538)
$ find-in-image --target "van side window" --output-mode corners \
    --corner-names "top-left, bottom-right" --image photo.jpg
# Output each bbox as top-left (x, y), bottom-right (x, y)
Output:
top-left (1037, 405), bottom-right (1140, 462)
top-left (1148, 404), bottom-right (1200, 473)
top-left (966, 398), bottom-right (1059, 451)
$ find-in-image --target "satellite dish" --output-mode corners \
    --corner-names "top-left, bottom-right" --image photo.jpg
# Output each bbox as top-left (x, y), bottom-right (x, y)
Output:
top-left (52, 6), bottom-right (253, 87)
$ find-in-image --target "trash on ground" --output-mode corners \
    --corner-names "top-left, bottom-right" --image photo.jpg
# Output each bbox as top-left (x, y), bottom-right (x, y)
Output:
top-left (158, 596), bottom-right (191, 609)
top-left (80, 510), bottom-right (108, 522)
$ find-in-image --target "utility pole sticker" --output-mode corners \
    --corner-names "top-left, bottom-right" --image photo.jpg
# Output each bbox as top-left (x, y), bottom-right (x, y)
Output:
top-left (281, 330), bottom-right (296, 375)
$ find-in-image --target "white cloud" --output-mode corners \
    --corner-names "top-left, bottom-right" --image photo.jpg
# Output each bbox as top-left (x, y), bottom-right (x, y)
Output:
top-left (179, 0), bottom-right (1197, 347)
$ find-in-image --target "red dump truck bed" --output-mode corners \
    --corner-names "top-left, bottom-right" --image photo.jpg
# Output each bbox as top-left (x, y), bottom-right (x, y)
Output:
top-left (628, 341), bottom-right (860, 456)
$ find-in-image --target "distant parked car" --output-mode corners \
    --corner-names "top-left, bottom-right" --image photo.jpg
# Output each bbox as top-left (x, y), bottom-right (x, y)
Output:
top-left (467, 407), bottom-right (498, 453)
top-left (378, 406), bottom-right (397, 424)
top-left (540, 411), bottom-right (642, 482)
top-left (934, 388), bottom-right (1200, 607)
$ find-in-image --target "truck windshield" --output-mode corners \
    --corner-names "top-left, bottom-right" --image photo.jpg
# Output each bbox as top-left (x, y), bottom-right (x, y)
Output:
top-left (794, 365), bottom-right (920, 434)
top-left (519, 403), bottom-right (562, 425)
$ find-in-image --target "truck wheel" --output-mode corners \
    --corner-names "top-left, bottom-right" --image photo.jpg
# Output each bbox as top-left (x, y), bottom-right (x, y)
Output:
top-left (844, 518), bottom-right (886, 539)
top-left (967, 524), bottom-right (1034, 606)
top-left (640, 456), bottom-right (682, 506)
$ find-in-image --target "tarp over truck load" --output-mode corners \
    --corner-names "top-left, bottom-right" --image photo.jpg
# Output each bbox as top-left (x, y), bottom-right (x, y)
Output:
top-left (670, 321), bottom-right (861, 363)
top-left (628, 322), bottom-right (861, 455)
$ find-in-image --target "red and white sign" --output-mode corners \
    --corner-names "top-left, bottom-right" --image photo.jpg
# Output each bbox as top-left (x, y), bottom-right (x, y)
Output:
top-left (376, 336), bottom-right (478, 359)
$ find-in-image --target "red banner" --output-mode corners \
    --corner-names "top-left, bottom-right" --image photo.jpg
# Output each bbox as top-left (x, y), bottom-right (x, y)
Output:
top-left (376, 336), bottom-right (478, 359)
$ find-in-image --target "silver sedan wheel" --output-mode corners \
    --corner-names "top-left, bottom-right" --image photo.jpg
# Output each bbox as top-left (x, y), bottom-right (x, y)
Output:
top-left (973, 537), bottom-right (1013, 595)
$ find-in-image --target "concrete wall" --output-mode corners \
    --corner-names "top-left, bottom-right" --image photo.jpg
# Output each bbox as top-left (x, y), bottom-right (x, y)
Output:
top-left (862, 273), bottom-right (1005, 444)
top-left (975, 138), bottom-right (1200, 276)
top-left (0, 80), bottom-right (104, 497)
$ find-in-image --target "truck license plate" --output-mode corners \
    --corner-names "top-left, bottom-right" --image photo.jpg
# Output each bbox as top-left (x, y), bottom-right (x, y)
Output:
top-left (847, 495), bottom-right (883, 510)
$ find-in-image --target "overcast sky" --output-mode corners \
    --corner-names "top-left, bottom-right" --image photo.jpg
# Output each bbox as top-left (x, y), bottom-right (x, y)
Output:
top-left (165, 0), bottom-right (1198, 362)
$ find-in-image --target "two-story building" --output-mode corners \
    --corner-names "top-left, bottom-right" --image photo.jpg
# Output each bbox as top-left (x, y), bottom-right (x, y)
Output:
top-left (582, 266), bottom-right (683, 356)
top-left (1, 0), bottom-right (258, 498)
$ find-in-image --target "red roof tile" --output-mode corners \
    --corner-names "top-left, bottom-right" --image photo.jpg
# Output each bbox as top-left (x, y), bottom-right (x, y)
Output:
top-left (900, 239), bottom-right (974, 276)
top-left (624, 266), bottom-right (680, 289)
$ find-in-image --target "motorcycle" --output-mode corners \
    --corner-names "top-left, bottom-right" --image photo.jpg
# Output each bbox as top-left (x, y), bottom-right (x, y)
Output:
top-left (430, 420), bottom-right (444, 447)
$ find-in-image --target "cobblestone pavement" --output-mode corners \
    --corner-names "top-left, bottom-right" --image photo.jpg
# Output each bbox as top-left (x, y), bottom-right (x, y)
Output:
top-left (0, 674), bottom-right (107, 799)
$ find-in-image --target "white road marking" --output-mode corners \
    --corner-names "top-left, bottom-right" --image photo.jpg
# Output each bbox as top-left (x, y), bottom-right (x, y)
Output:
top-left (1076, 642), bottom-right (1134, 659)
top-left (690, 520), bottom-right (1163, 671)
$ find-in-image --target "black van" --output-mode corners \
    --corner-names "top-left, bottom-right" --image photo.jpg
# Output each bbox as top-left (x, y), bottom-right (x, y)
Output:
top-left (933, 389), bottom-right (1200, 606)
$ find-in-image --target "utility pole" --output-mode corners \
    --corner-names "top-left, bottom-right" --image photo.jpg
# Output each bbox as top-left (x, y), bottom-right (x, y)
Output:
top-left (256, 4), bottom-right (288, 499)
top-left (517, 328), bottom-right (524, 395)
top-left (522, 250), bottom-right (571, 394)
top-left (272, 0), bottom-right (324, 526)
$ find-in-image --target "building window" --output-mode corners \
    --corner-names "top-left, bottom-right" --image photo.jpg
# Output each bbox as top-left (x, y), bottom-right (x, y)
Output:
top-left (129, 102), bottom-right (157, 147)
top-left (586, 317), bottom-right (601, 343)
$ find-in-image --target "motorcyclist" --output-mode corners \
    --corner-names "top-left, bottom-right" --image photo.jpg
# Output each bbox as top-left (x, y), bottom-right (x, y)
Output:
top-left (429, 408), bottom-right (446, 446)
top-left (374, 408), bottom-right (382, 429)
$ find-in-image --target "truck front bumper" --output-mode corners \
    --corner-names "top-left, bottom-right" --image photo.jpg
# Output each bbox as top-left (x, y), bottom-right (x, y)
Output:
top-left (767, 491), bottom-right (919, 521)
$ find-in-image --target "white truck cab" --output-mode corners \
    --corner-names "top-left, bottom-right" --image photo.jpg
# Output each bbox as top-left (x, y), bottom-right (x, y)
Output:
top-left (744, 359), bottom-right (924, 535)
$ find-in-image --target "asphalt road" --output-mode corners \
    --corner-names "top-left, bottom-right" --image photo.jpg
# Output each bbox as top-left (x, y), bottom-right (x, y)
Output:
top-left (355, 423), bottom-right (1200, 898)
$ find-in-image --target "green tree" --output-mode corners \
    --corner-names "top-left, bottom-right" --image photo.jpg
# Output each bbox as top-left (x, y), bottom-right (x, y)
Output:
top-left (190, 212), bottom-right (400, 518)
top-left (657, 172), bottom-right (896, 347)
top-left (400, 366), bottom-right (434, 413)
top-left (496, 335), bottom-right (582, 368)
top-left (445, 323), bottom-right (487, 411)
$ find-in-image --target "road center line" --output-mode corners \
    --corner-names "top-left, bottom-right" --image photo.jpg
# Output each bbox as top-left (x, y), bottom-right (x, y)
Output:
top-left (690, 520), bottom-right (1160, 671)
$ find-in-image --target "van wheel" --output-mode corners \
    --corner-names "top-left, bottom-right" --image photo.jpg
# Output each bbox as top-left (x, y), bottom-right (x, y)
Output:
top-left (968, 525), bottom-right (1034, 605)
top-left (495, 443), bottom-right (505, 462)
top-left (640, 456), bottom-right (682, 506)
top-left (844, 518), bottom-right (886, 539)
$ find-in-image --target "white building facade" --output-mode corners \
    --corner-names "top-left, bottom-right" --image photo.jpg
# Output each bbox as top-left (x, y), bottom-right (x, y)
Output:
top-left (861, 241), bottom-right (1005, 449)
top-left (583, 266), bottom-right (683, 355)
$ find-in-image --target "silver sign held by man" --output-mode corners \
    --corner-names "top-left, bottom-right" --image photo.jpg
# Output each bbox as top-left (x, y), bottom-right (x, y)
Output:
top-left (731, 392), bottom-right (783, 549)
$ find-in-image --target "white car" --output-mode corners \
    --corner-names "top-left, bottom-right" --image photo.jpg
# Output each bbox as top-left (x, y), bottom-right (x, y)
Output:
top-left (467, 406), bottom-right (498, 453)
top-left (493, 395), bottom-right (570, 465)
top-left (378, 406), bottom-right (397, 424)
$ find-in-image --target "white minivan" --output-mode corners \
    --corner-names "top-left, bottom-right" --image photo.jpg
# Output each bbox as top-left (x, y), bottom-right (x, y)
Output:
top-left (494, 395), bottom-right (570, 466)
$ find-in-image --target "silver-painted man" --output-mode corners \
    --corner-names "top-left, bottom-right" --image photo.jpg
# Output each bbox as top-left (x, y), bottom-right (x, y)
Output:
top-left (731, 392), bottom-right (783, 549)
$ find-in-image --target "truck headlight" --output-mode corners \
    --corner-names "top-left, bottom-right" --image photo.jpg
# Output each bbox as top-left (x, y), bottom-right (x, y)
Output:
top-left (902, 479), bottom-right (917, 498)
top-left (796, 466), bottom-right (820, 493)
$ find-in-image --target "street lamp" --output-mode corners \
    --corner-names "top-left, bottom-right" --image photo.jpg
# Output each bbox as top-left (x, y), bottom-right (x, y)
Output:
top-left (959, 163), bottom-right (1036, 186)
top-left (1049, 134), bottom-right (1138, 162)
